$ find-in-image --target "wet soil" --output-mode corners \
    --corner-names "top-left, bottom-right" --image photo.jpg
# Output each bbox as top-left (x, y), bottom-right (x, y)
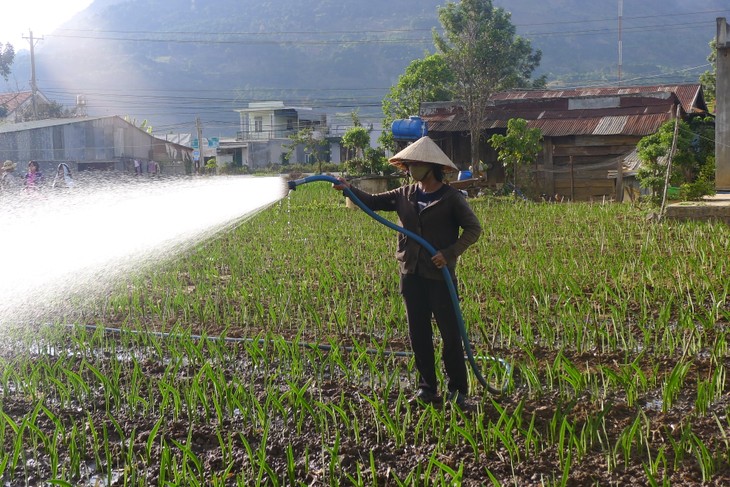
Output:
top-left (0, 322), bottom-right (728, 486)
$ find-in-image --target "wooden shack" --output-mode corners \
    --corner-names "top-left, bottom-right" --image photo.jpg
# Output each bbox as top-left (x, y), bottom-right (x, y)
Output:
top-left (421, 84), bottom-right (709, 201)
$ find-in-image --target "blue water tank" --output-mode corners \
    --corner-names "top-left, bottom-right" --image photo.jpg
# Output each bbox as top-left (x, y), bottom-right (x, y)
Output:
top-left (391, 116), bottom-right (428, 140)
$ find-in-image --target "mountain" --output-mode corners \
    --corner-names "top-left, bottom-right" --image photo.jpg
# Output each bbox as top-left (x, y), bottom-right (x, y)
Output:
top-left (2, 0), bottom-right (727, 136)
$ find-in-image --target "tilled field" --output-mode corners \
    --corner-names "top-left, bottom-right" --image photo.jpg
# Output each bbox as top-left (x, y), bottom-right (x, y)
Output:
top-left (0, 187), bottom-right (728, 485)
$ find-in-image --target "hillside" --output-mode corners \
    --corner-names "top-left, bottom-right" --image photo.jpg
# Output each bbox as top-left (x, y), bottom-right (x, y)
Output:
top-left (2, 0), bottom-right (727, 135)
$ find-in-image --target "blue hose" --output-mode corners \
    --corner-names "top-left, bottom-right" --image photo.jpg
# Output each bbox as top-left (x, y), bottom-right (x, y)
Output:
top-left (287, 174), bottom-right (510, 394)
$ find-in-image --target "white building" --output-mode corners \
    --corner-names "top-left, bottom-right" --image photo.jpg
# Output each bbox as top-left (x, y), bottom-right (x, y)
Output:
top-left (235, 101), bottom-right (329, 168)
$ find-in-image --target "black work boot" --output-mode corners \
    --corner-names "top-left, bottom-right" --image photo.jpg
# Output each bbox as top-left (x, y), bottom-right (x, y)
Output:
top-left (409, 388), bottom-right (442, 406)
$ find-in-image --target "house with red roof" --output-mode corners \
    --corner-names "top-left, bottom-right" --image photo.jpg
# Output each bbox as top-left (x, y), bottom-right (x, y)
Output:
top-left (0, 91), bottom-right (53, 123)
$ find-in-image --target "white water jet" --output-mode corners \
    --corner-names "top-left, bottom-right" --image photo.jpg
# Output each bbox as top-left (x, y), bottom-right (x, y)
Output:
top-left (0, 174), bottom-right (287, 324)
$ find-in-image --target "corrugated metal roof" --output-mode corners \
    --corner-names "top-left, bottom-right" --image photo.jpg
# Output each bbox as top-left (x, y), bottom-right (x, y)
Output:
top-left (606, 148), bottom-right (670, 178)
top-left (421, 104), bottom-right (468, 131)
top-left (427, 118), bottom-right (469, 132)
top-left (593, 116), bottom-right (628, 135)
top-left (0, 115), bottom-right (193, 151)
top-left (530, 118), bottom-right (600, 136)
top-left (491, 84), bottom-right (705, 113)
top-left (621, 113), bottom-right (673, 135)
top-left (420, 84), bottom-right (688, 137)
top-left (0, 116), bottom-right (109, 134)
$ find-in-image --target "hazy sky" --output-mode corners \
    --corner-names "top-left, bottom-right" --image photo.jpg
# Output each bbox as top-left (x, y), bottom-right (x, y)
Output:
top-left (1, 0), bottom-right (94, 49)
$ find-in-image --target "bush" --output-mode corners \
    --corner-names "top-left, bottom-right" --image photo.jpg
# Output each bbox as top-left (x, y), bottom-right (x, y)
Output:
top-left (220, 163), bottom-right (250, 175)
top-left (342, 148), bottom-right (389, 176)
top-left (680, 155), bottom-right (715, 200)
top-left (258, 162), bottom-right (340, 175)
top-left (636, 117), bottom-right (715, 205)
top-left (203, 158), bottom-right (218, 175)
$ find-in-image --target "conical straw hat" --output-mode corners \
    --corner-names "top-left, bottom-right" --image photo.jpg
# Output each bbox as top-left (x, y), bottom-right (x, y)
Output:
top-left (388, 136), bottom-right (458, 171)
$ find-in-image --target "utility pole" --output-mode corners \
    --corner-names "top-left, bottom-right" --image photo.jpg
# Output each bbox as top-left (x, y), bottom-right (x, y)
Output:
top-left (24, 30), bottom-right (42, 120)
top-left (717, 18), bottom-right (730, 191)
top-left (617, 0), bottom-right (623, 86)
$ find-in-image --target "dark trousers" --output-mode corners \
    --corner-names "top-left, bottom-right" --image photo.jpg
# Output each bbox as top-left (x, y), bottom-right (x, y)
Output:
top-left (400, 273), bottom-right (468, 395)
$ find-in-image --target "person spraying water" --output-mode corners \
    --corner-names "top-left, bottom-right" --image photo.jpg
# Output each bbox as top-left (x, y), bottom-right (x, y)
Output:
top-left (337, 136), bottom-right (481, 407)
top-left (290, 136), bottom-right (486, 407)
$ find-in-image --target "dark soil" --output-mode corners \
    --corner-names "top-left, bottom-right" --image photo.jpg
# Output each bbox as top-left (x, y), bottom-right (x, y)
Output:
top-left (0, 323), bottom-right (728, 486)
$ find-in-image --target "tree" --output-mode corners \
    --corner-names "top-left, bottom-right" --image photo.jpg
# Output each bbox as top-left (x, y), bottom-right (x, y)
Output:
top-left (285, 127), bottom-right (329, 173)
top-left (488, 118), bottom-right (542, 195)
top-left (433, 0), bottom-right (545, 167)
top-left (349, 109), bottom-right (362, 128)
top-left (0, 43), bottom-right (14, 81)
top-left (380, 53), bottom-right (454, 151)
top-left (342, 125), bottom-right (386, 175)
top-left (636, 116), bottom-right (714, 204)
top-left (341, 126), bottom-right (370, 160)
top-left (124, 116), bottom-right (153, 133)
top-left (16, 99), bottom-right (73, 122)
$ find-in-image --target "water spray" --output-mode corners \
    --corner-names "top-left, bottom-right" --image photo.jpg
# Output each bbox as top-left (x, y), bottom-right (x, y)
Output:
top-left (287, 174), bottom-right (511, 394)
top-left (0, 175), bottom-right (288, 324)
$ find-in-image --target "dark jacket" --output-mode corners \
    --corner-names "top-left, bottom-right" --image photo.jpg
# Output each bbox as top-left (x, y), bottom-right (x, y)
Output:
top-left (349, 183), bottom-right (482, 280)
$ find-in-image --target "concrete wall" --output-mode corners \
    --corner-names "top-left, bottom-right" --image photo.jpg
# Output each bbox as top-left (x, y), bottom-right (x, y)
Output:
top-left (717, 18), bottom-right (730, 191)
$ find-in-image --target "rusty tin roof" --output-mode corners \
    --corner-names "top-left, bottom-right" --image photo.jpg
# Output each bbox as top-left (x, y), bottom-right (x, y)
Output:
top-left (421, 84), bottom-right (706, 137)
top-left (491, 84), bottom-right (706, 113)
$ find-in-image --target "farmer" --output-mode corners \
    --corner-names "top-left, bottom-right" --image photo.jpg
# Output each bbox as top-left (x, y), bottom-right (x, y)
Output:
top-left (334, 136), bottom-right (482, 407)
top-left (1, 160), bottom-right (20, 193)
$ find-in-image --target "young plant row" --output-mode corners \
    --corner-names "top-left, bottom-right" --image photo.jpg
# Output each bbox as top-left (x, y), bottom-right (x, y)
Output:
top-left (0, 182), bottom-right (727, 485)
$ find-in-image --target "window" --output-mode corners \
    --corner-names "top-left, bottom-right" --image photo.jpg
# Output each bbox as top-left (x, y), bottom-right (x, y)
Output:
top-left (286, 118), bottom-right (294, 131)
top-left (254, 116), bottom-right (263, 132)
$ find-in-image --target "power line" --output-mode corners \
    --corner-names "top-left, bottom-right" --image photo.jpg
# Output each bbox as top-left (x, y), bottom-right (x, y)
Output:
top-left (42, 12), bottom-right (728, 45)
top-left (523, 19), bottom-right (719, 39)
top-left (45, 33), bottom-right (435, 46)
top-left (17, 6), bottom-right (721, 131)
top-left (515, 8), bottom-right (730, 27)
top-left (47, 8), bottom-right (728, 37)
top-left (33, 60), bottom-right (709, 121)
top-left (555, 63), bottom-right (712, 89)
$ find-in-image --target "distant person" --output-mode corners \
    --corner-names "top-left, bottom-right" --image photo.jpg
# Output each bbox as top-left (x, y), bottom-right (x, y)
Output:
top-left (52, 163), bottom-right (75, 189)
top-left (148, 160), bottom-right (158, 176)
top-left (134, 159), bottom-right (141, 175)
top-left (1, 160), bottom-right (20, 193)
top-left (24, 161), bottom-right (44, 191)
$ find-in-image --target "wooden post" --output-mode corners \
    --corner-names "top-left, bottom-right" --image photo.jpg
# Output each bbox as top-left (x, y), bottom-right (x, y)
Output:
top-left (543, 139), bottom-right (554, 197)
top-left (570, 156), bottom-right (575, 201)
top-left (659, 106), bottom-right (682, 220)
top-left (616, 154), bottom-right (624, 202)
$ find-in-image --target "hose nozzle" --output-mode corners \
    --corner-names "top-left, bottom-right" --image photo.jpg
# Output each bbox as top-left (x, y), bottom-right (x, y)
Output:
top-left (287, 180), bottom-right (298, 191)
